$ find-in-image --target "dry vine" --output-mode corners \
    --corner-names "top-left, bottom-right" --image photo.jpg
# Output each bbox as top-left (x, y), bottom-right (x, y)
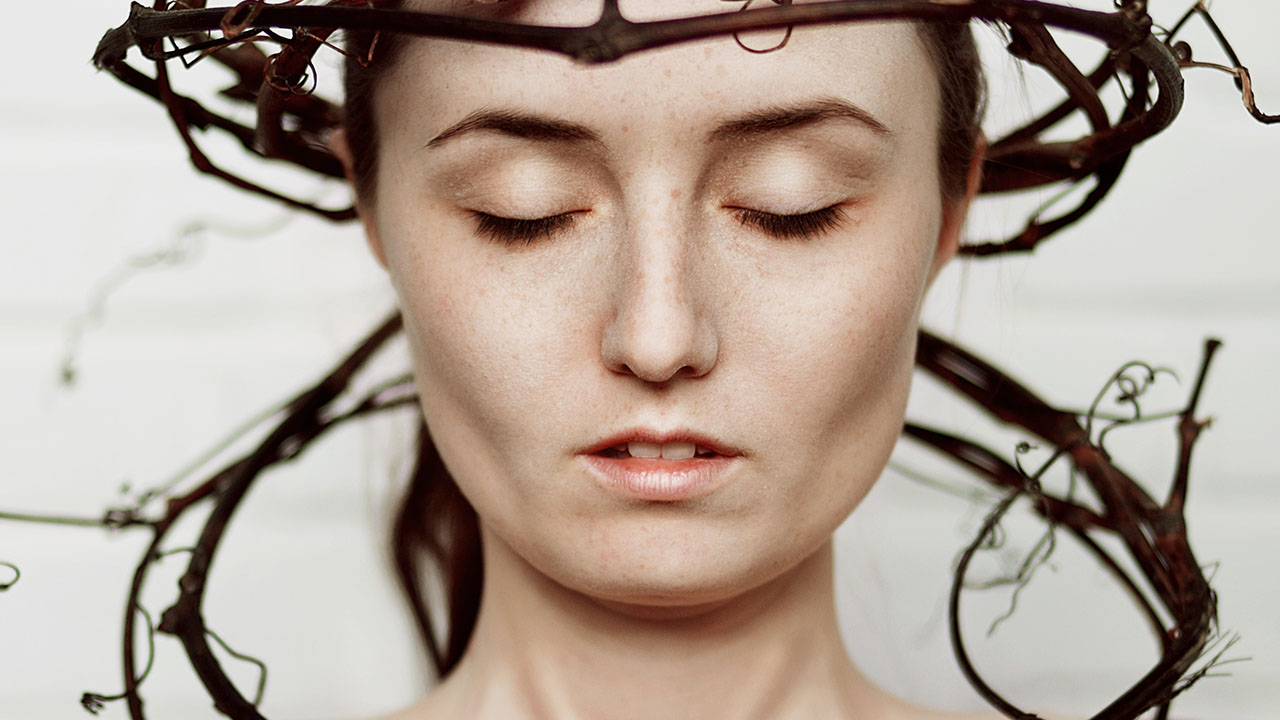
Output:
top-left (4, 315), bottom-right (417, 719)
top-left (904, 331), bottom-right (1226, 720)
top-left (3, 319), bottom-right (1232, 719)
top-left (87, 0), bottom-right (1238, 247)
top-left (85, 0), bottom-right (1275, 254)
top-left (3, 0), bottom-right (1275, 718)
top-left (57, 212), bottom-right (295, 387)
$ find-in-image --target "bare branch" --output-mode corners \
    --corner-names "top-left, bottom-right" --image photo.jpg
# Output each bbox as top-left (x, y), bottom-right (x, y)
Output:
top-left (89, 0), bottom-right (1202, 255)
top-left (913, 330), bottom-right (1224, 720)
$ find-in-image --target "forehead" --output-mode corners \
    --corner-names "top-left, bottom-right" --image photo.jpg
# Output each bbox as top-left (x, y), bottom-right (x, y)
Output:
top-left (382, 0), bottom-right (939, 146)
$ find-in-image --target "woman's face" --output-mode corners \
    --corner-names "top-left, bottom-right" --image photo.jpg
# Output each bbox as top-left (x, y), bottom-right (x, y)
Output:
top-left (361, 0), bottom-right (968, 611)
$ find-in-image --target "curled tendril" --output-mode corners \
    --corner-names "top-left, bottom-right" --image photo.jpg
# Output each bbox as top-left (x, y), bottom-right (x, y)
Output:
top-left (58, 213), bottom-right (294, 388)
top-left (7, 316), bottom-right (1232, 718)
top-left (964, 352), bottom-right (1199, 637)
top-left (79, 693), bottom-right (109, 715)
top-left (265, 49), bottom-right (320, 95)
top-left (960, 440), bottom-right (1062, 637)
top-left (0, 560), bottom-right (19, 591)
top-left (1083, 360), bottom-right (1178, 448)
top-left (223, 0), bottom-right (305, 38)
top-left (977, 517), bottom-right (1007, 553)
top-left (81, 605), bottom-right (157, 715)
top-left (1164, 1), bottom-right (1279, 123)
top-left (721, 0), bottom-right (794, 54)
top-left (206, 628), bottom-right (270, 707)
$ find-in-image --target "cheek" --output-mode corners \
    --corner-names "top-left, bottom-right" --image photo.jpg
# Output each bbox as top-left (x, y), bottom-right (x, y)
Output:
top-left (745, 191), bottom-right (938, 502)
top-left (389, 258), bottom-right (569, 535)
top-left (757, 200), bottom-right (934, 392)
top-left (393, 256), bottom-right (547, 451)
top-left (380, 214), bottom-right (591, 478)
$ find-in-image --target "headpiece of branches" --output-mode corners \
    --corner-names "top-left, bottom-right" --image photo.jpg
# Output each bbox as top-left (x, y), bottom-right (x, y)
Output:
top-left (2, 1), bottom-right (1274, 719)
top-left (90, 0), bottom-right (1275, 249)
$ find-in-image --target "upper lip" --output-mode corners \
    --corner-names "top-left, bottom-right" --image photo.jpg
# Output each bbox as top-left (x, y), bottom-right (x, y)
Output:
top-left (580, 428), bottom-right (743, 457)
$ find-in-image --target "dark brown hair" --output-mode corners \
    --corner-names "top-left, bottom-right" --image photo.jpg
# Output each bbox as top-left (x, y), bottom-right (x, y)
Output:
top-left (342, 7), bottom-right (986, 682)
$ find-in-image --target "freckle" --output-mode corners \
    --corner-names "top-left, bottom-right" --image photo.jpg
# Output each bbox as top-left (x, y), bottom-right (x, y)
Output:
top-left (663, 68), bottom-right (672, 78)
top-left (670, 188), bottom-right (683, 200)
top-left (621, 124), bottom-right (629, 133)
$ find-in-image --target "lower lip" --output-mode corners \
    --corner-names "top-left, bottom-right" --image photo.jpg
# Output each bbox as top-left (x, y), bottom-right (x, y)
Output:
top-left (580, 454), bottom-right (739, 502)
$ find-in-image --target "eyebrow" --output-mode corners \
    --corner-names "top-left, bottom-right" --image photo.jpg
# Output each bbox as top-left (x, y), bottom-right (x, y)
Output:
top-left (707, 97), bottom-right (893, 144)
top-left (424, 97), bottom-right (892, 150)
top-left (426, 108), bottom-right (603, 149)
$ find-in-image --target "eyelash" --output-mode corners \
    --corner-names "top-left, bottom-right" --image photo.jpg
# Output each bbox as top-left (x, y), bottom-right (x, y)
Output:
top-left (471, 204), bottom-right (847, 245)
top-left (730, 205), bottom-right (847, 240)
top-left (474, 212), bottom-right (577, 245)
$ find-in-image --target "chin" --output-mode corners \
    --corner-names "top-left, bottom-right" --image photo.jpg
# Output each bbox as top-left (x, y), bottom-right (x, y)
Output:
top-left (518, 509), bottom-right (832, 617)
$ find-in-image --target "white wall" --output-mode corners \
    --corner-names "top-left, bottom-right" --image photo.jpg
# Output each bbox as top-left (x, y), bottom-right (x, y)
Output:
top-left (1, 2), bottom-right (1276, 718)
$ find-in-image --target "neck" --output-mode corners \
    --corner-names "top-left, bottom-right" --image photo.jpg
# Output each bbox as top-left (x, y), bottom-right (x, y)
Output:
top-left (429, 526), bottom-right (891, 720)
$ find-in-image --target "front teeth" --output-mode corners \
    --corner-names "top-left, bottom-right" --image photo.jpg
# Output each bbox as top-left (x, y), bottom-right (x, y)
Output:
top-left (615, 442), bottom-right (712, 459)
top-left (627, 441), bottom-right (663, 458)
top-left (660, 442), bottom-right (695, 460)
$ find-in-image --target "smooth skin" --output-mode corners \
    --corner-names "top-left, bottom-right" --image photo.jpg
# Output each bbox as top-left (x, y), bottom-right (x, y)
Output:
top-left (334, 1), bottom-right (998, 718)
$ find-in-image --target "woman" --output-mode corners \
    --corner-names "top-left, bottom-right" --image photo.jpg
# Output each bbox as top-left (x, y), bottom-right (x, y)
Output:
top-left (1, 1), bottom-right (1275, 718)
top-left (332, 1), bottom-right (988, 718)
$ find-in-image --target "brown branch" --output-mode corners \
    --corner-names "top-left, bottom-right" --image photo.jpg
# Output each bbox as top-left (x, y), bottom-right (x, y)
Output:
top-left (948, 487), bottom-right (1043, 720)
top-left (7, 314), bottom-right (411, 719)
top-left (1167, 339), bottom-right (1221, 513)
top-left (915, 330), bottom-right (1221, 719)
top-left (90, 0), bottom-right (1192, 246)
top-left (1167, 3), bottom-right (1278, 124)
top-left (0, 1), bottom-right (1262, 714)
top-left (2, 316), bottom-right (1227, 719)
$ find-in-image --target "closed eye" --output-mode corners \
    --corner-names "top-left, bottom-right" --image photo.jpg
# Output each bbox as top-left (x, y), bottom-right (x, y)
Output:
top-left (472, 211), bottom-right (582, 245)
top-left (473, 204), bottom-right (846, 244)
top-left (730, 204), bottom-right (847, 240)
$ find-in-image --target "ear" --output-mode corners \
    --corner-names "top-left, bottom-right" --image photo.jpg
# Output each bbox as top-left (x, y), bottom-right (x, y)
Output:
top-left (328, 128), bottom-right (388, 269)
top-left (927, 135), bottom-right (986, 287)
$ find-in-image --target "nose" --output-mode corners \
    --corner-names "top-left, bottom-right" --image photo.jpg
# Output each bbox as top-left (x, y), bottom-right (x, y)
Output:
top-left (599, 224), bottom-right (719, 384)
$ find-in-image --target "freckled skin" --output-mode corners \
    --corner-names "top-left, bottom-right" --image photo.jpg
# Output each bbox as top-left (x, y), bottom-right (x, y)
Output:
top-left (370, 19), bottom-right (945, 604)
top-left (340, 2), bottom-right (986, 719)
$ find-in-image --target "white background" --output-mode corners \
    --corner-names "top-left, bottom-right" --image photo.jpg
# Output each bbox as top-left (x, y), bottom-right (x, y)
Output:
top-left (1, 1), bottom-right (1277, 718)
